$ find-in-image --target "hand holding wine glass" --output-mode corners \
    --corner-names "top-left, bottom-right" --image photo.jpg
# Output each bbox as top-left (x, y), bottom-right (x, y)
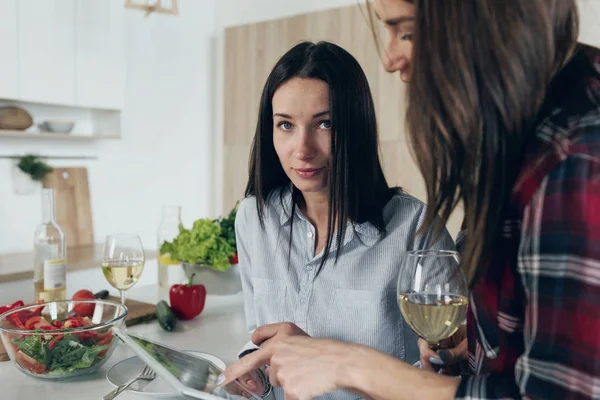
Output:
top-left (397, 250), bottom-right (468, 368)
top-left (102, 234), bottom-right (145, 305)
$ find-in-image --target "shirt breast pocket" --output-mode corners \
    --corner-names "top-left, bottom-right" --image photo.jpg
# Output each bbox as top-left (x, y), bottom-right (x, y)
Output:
top-left (251, 277), bottom-right (287, 326)
top-left (326, 288), bottom-right (406, 360)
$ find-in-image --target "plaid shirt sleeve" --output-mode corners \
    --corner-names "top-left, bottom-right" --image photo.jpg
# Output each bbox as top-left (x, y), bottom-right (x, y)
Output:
top-left (456, 143), bottom-right (600, 399)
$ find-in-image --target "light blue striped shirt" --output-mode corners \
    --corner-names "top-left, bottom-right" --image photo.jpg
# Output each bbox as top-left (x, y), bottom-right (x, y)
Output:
top-left (235, 186), bottom-right (455, 399)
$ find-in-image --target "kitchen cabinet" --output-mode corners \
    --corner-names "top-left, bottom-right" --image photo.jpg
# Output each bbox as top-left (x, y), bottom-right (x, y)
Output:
top-left (75, 0), bottom-right (125, 110)
top-left (17, 0), bottom-right (76, 105)
top-left (0, 0), bottom-right (18, 99)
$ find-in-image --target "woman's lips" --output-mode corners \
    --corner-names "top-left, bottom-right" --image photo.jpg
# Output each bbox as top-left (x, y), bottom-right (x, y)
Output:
top-left (294, 167), bottom-right (325, 179)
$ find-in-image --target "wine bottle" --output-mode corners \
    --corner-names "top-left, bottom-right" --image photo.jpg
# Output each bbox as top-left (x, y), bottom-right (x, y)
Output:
top-left (33, 188), bottom-right (67, 302)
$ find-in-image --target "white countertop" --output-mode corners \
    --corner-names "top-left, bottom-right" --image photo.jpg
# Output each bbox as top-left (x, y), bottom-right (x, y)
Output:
top-left (0, 261), bottom-right (250, 400)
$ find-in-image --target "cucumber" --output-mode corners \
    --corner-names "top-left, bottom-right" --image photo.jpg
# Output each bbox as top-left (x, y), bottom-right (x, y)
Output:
top-left (94, 290), bottom-right (109, 300)
top-left (156, 301), bottom-right (177, 332)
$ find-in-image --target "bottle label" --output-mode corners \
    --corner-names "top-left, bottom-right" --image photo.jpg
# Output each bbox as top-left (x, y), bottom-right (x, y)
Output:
top-left (44, 259), bottom-right (66, 291)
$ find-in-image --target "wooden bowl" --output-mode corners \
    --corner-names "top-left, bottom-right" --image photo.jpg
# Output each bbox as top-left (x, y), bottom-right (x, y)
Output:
top-left (0, 106), bottom-right (33, 130)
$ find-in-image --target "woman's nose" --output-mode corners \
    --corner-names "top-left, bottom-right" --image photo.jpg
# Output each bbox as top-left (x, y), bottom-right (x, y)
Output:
top-left (295, 130), bottom-right (315, 160)
top-left (384, 38), bottom-right (409, 73)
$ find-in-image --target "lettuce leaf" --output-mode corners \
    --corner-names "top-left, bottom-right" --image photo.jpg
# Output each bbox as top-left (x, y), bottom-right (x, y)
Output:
top-left (47, 336), bottom-right (108, 372)
top-left (11, 335), bottom-right (46, 364)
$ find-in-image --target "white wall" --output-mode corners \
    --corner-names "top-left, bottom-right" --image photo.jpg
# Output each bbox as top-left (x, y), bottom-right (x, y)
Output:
top-left (579, 0), bottom-right (600, 47)
top-left (216, 0), bottom-right (359, 27)
top-left (0, 0), bottom-right (216, 255)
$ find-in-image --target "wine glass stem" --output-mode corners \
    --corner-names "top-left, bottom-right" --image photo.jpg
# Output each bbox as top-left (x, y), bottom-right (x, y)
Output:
top-left (428, 341), bottom-right (440, 350)
top-left (120, 290), bottom-right (126, 305)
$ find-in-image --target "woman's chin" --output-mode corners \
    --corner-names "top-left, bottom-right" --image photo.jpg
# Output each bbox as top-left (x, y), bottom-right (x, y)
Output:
top-left (292, 181), bottom-right (328, 194)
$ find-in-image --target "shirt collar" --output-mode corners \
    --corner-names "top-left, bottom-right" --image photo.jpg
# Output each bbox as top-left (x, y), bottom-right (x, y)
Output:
top-left (277, 185), bottom-right (381, 247)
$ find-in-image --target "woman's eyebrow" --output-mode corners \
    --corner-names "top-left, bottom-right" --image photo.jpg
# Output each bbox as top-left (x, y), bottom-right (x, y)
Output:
top-left (383, 16), bottom-right (414, 26)
top-left (312, 110), bottom-right (330, 118)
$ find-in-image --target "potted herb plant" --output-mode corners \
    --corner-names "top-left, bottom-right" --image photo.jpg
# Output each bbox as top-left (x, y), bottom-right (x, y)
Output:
top-left (160, 205), bottom-right (239, 295)
top-left (11, 154), bottom-right (53, 195)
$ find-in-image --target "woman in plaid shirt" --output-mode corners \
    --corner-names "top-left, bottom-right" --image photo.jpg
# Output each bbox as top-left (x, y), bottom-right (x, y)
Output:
top-left (223, 0), bottom-right (600, 399)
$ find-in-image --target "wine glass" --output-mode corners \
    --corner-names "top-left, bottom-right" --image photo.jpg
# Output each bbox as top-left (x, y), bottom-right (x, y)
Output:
top-left (397, 250), bottom-right (468, 349)
top-left (102, 234), bottom-right (145, 305)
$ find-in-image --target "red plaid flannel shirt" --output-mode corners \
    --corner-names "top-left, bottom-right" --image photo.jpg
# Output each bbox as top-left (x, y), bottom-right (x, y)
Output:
top-left (455, 44), bottom-right (600, 399)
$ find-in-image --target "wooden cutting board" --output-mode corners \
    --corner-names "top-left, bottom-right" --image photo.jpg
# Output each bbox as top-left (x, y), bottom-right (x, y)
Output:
top-left (43, 167), bottom-right (94, 248)
top-left (0, 297), bottom-right (156, 362)
top-left (111, 296), bottom-right (157, 327)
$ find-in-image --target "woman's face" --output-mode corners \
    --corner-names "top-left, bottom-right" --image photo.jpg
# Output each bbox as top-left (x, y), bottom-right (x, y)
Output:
top-left (272, 77), bottom-right (332, 195)
top-left (373, 0), bottom-right (415, 82)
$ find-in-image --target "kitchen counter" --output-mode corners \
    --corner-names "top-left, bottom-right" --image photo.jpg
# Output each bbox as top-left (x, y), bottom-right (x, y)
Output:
top-left (0, 260), bottom-right (249, 400)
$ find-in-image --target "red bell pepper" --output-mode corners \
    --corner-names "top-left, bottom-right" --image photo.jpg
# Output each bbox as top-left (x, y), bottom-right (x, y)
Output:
top-left (24, 316), bottom-right (55, 330)
top-left (8, 300), bottom-right (46, 329)
top-left (51, 320), bottom-right (65, 329)
top-left (169, 274), bottom-right (206, 321)
top-left (9, 313), bottom-right (27, 329)
top-left (0, 300), bottom-right (24, 315)
top-left (48, 334), bottom-right (64, 350)
top-left (97, 331), bottom-right (113, 346)
top-left (74, 330), bottom-right (97, 341)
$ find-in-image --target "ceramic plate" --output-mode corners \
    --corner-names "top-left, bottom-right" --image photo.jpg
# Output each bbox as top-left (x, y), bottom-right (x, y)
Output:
top-left (106, 351), bottom-right (226, 398)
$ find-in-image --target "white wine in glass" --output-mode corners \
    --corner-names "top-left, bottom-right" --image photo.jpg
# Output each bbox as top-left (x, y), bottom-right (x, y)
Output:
top-left (102, 234), bottom-right (145, 305)
top-left (397, 250), bottom-right (468, 346)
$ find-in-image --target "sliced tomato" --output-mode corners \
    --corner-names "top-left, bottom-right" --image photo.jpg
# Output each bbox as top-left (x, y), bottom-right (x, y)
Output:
top-left (24, 316), bottom-right (52, 331)
top-left (15, 351), bottom-right (46, 374)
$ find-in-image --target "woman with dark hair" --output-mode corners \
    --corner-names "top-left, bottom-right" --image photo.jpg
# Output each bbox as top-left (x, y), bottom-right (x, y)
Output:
top-left (224, 1), bottom-right (600, 399)
top-left (226, 40), bottom-right (454, 399)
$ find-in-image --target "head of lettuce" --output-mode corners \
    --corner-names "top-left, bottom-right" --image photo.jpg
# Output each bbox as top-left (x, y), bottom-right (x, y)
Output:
top-left (160, 219), bottom-right (235, 272)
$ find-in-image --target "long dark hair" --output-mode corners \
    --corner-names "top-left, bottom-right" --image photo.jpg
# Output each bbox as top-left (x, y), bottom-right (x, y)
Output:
top-left (404, 0), bottom-right (579, 283)
top-left (245, 41), bottom-right (396, 270)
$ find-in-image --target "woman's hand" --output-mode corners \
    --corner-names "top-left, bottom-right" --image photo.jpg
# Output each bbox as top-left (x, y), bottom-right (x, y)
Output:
top-left (224, 335), bottom-right (354, 400)
top-left (418, 324), bottom-right (468, 375)
top-left (224, 322), bottom-right (309, 397)
top-left (251, 322), bottom-right (309, 346)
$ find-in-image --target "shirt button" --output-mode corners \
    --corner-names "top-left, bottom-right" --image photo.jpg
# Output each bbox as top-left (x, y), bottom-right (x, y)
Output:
top-left (307, 231), bottom-right (313, 238)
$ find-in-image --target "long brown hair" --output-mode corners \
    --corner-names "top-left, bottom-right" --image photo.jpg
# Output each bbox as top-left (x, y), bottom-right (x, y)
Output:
top-left (403, 0), bottom-right (579, 283)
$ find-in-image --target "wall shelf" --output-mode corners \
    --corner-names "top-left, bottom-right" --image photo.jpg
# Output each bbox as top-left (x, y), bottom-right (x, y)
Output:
top-left (0, 130), bottom-right (119, 141)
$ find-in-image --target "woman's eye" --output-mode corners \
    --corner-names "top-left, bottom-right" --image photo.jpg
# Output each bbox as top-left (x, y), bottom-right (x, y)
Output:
top-left (278, 121), bottom-right (293, 130)
top-left (318, 120), bottom-right (332, 129)
top-left (401, 33), bottom-right (413, 41)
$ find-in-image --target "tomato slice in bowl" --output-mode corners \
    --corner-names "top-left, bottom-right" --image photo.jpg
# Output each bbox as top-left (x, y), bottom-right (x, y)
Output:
top-left (15, 351), bottom-right (46, 374)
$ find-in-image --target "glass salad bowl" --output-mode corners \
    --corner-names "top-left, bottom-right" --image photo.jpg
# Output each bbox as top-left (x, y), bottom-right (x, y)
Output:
top-left (0, 299), bottom-right (127, 379)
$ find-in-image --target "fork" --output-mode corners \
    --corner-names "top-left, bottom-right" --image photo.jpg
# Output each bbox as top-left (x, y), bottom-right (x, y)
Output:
top-left (102, 365), bottom-right (156, 400)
